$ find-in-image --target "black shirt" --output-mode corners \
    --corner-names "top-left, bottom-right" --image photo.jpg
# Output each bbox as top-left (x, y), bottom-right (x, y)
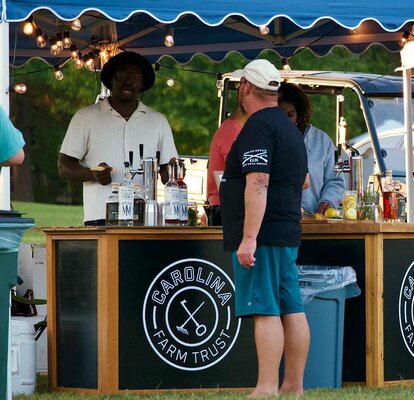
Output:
top-left (220, 107), bottom-right (307, 251)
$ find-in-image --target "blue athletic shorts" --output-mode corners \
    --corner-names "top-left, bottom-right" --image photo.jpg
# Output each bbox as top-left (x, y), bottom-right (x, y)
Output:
top-left (232, 246), bottom-right (304, 317)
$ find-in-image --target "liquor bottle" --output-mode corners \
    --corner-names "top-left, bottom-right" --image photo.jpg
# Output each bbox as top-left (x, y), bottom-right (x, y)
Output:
top-left (177, 159), bottom-right (188, 226)
top-left (105, 183), bottom-right (119, 226)
top-left (382, 170), bottom-right (397, 222)
top-left (164, 161), bottom-right (180, 226)
top-left (395, 181), bottom-right (406, 223)
top-left (118, 162), bottom-right (134, 226)
top-left (133, 184), bottom-right (145, 226)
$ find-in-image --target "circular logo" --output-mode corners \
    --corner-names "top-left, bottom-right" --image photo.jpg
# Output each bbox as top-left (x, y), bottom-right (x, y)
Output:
top-left (398, 261), bottom-right (414, 357)
top-left (142, 258), bottom-right (240, 371)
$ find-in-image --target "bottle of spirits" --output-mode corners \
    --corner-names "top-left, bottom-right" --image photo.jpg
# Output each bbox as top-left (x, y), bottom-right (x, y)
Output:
top-left (382, 169), bottom-right (397, 222)
top-left (133, 184), bottom-right (145, 226)
top-left (105, 183), bottom-right (119, 226)
top-left (118, 162), bottom-right (134, 226)
top-left (177, 159), bottom-right (188, 226)
top-left (164, 161), bottom-right (180, 226)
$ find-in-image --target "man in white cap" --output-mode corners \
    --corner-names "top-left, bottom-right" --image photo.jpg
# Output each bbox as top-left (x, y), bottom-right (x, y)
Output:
top-left (220, 59), bottom-right (310, 397)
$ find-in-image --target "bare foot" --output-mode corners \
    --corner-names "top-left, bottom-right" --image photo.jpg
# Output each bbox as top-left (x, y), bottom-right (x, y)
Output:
top-left (279, 387), bottom-right (304, 396)
top-left (247, 389), bottom-right (278, 398)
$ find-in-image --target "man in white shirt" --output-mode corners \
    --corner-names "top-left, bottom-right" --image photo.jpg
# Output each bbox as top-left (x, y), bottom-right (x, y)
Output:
top-left (58, 52), bottom-right (178, 225)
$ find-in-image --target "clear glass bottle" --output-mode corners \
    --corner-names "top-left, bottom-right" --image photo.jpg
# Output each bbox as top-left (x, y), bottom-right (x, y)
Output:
top-left (164, 161), bottom-right (180, 226)
top-left (382, 170), bottom-right (397, 222)
top-left (177, 159), bottom-right (188, 226)
top-left (133, 184), bottom-right (145, 226)
top-left (118, 162), bottom-right (134, 226)
top-left (105, 183), bottom-right (119, 226)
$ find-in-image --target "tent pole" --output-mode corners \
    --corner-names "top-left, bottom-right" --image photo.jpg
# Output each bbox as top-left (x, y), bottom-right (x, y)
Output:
top-left (0, 21), bottom-right (11, 210)
top-left (403, 68), bottom-right (414, 223)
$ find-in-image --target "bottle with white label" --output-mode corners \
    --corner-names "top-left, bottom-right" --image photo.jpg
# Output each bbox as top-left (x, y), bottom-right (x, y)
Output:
top-left (177, 159), bottom-right (188, 226)
top-left (105, 183), bottom-right (119, 226)
top-left (118, 162), bottom-right (134, 226)
top-left (164, 161), bottom-right (180, 226)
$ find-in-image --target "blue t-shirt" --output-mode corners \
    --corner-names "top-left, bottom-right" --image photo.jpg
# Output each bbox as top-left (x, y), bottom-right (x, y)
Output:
top-left (220, 107), bottom-right (307, 252)
top-left (0, 106), bottom-right (25, 164)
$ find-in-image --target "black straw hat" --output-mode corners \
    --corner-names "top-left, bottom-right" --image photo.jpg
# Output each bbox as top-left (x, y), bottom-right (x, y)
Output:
top-left (100, 51), bottom-right (155, 92)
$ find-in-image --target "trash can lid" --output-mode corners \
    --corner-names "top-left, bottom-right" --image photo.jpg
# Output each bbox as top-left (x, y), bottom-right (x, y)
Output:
top-left (0, 210), bottom-right (34, 225)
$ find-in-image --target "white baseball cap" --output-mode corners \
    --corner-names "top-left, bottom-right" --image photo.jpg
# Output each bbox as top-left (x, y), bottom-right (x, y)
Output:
top-left (233, 59), bottom-right (281, 91)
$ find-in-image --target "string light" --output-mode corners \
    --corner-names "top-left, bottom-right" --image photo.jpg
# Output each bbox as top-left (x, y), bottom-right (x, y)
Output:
top-left (166, 77), bottom-right (175, 87)
top-left (84, 52), bottom-right (96, 71)
top-left (35, 28), bottom-right (47, 48)
top-left (13, 83), bottom-right (27, 94)
top-left (70, 44), bottom-right (79, 61)
top-left (399, 31), bottom-right (410, 47)
top-left (49, 38), bottom-right (60, 56)
top-left (259, 25), bottom-right (270, 35)
top-left (71, 18), bottom-right (82, 32)
top-left (62, 31), bottom-right (72, 49)
top-left (23, 17), bottom-right (35, 35)
top-left (55, 33), bottom-right (64, 52)
top-left (54, 66), bottom-right (64, 81)
top-left (164, 29), bottom-right (174, 48)
top-left (282, 58), bottom-right (291, 71)
top-left (74, 56), bottom-right (84, 70)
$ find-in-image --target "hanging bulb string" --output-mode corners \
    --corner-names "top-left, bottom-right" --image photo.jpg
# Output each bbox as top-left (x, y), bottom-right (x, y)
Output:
top-left (155, 70), bottom-right (213, 88)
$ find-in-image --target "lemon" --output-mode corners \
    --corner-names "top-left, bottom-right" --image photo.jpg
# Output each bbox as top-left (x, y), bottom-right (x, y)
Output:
top-left (344, 208), bottom-right (357, 219)
top-left (344, 194), bottom-right (356, 203)
top-left (345, 200), bottom-right (356, 210)
top-left (325, 208), bottom-right (339, 218)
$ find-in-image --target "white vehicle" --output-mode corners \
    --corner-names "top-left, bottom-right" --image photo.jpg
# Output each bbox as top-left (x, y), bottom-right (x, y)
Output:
top-left (217, 70), bottom-right (414, 192)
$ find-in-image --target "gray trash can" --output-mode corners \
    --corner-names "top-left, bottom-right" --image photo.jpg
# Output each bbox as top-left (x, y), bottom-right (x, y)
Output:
top-left (0, 211), bottom-right (34, 399)
top-left (298, 265), bottom-right (361, 389)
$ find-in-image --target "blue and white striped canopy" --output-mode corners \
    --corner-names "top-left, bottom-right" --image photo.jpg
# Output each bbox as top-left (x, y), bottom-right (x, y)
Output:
top-left (2, 1), bottom-right (414, 65)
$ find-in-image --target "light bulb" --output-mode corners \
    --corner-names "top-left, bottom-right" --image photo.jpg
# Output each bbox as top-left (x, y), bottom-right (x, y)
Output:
top-left (164, 29), bottom-right (174, 47)
top-left (84, 53), bottom-right (95, 71)
top-left (167, 78), bottom-right (175, 87)
top-left (282, 58), bottom-right (291, 71)
top-left (399, 31), bottom-right (410, 47)
top-left (71, 19), bottom-right (81, 32)
top-left (35, 28), bottom-right (46, 48)
top-left (70, 45), bottom-right (79, 61)
top-left (13, 83), bottom-right (27, 94)
top-left (23, 18), bottom-right (35, 35)
top-left (50, 38), bottom-right (60, 56)
top-left (55, 33), bottom-right (64, 52)
top-left (54, 67), bottom-right (64, 81)
top-left (259, 25), bottom-right (269, 35)
top-left (74, 58), bottom-right (84, 70)
top-left (63, 31), bottom-right (72, 49)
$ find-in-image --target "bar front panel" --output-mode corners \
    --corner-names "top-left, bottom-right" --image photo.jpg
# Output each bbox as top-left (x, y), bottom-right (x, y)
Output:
top-left (118, 239), bottom-right (256, 390)
top-left (55, 240), bottom-right (98, 389)
top-left (383, 239), bottom-right (414, 381)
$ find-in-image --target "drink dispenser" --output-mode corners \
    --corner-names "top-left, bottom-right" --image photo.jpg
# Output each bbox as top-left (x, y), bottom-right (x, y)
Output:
top-left (142, 157), bottom-right (159, 226)
top-left (350, 155), bottom-right (363, 198)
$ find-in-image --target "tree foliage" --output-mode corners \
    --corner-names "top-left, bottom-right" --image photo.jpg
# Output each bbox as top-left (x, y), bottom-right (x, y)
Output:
top-left (10, 46), bottom-right (401, 204)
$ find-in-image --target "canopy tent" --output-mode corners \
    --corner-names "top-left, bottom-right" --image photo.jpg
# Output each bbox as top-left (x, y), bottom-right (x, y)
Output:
top-left (2, 2), bottom-right (414, 67)
top-left (1, 1), bottom-right (414, 213)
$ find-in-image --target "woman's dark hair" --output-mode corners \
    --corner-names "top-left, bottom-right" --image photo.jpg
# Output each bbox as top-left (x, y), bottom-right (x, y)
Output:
top-left (278, 82), bottom-right (312, 133)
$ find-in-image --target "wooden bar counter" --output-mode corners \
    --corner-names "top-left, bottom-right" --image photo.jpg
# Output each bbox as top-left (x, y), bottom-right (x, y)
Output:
top-left (44, 221), bottom-right (414, 393)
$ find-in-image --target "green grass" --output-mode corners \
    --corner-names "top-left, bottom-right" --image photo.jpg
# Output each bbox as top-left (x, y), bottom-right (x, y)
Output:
top-left (12, 201), bottom-right (84, 244)
top-left (11, 375), bottom-right (414, 399)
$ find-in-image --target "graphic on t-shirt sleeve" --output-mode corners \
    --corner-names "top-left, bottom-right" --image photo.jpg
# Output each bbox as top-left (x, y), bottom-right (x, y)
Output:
top-left (242, 149), bottom-right (268, 167)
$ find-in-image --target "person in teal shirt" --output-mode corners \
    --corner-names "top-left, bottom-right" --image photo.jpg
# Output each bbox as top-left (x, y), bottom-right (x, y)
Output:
top-left (0, 105), bottom-right (25, 166)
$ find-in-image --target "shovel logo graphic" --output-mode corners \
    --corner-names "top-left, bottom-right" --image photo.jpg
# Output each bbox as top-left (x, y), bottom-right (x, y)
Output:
top-left (143, 258), bottom-right (240, 370)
